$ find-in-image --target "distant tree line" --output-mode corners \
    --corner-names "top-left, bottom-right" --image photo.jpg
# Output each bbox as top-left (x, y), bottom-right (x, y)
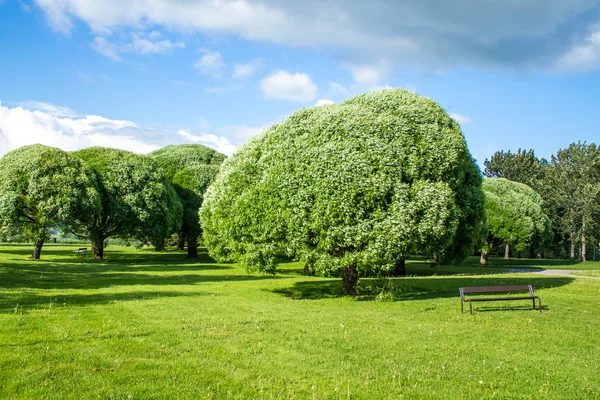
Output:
top-left (483, 143), bottom-right (600, 261)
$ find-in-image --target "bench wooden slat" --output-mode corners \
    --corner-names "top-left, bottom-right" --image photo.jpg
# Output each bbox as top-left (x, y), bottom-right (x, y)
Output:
top-left (461, 285), bottom-right (531, 294)
top-left (468, 296), bottom-right (539, 302)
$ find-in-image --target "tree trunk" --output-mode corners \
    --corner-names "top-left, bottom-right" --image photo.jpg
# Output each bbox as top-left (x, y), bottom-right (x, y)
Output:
top-left (341, 263), bottom-right (358, 295)
top-left (92, 235), bottom-right (105, 260)
top-left (480, 250), bottom-right (489, 265)
top-left (391, 259), bottom-right (406, 276)
top-left (570, 231), bottom-right (576, 261)
top-left (504, 243), bottom-right (510, 260)
top-left (529, 244), bottom-right (535, 259)
top-left (582, 233), bottom-right (587, 262)
top-left (31, 238), bottom-right (44, 260)
top-left (187, 234), bottom-right (198, 258)
top-left (177, 232), bottom-right (185, 251)
top-left (154, 239), bottom-right (165, 251)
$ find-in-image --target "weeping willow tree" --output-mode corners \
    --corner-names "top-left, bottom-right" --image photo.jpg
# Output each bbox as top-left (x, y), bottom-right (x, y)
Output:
top-left (201, 89), bottom-right (486, 294)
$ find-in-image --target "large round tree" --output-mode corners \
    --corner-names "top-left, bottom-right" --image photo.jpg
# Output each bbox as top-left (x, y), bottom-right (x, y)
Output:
top-left (72, 147), bottom-right (182, 260)
top-left (200, 89), bottom-right (485, 294)
top-left (0, 145), bottom-right (101, 259)
top-left (480, 178), bottom-right (552, 264)
top-left (150, 144), bottom-right (226, 257)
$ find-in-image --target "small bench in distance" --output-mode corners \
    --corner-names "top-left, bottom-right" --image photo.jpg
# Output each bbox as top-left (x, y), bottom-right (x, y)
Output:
top-left (459, 285), bottom-right (542, 314)
top-left (72, 247), bottom-right (87, 256)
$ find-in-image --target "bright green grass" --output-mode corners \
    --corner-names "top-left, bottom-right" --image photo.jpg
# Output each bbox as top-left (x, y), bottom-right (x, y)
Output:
top-left (1, 244), bottom-right (599, 399)
top-left (572, 270), bottom-right (600, 277)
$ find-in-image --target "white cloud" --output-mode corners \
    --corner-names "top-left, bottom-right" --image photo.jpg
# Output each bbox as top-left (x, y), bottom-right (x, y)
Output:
top-left (34, 0), bottom-right (600, 72)
top-left (92, 36), bottom-right (122, 61)
top-left (349, 65), bottom-right (383, 86)
top-left (131, 33), bottom-right (185, 55)
top-left (194, 50), bottom-right (225, 77)
top-left (17, 101), bottom-right (80, 118)
top-left (233, 59), bottom-right (263, 79)
top-left (0, 102), bottom-right (244, 157)
top-left (0, 104), bottom-right (157, 156)
top-left (260, 71), bottom-right (317, 102)
top-left (450, 113), bottom-right (472, 125)
top-left (555, 29), bottom-right (600, 73)
top-left (177, 129), bottom-right (236, 155)
top-left (91, 33), bottom-right (184, 60)
top-left (315, 99), bottom-right (334, 107)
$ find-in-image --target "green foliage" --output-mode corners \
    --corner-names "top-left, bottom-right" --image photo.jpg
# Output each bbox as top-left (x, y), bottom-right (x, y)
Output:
top-left (483, 149), bottom-right (544, 191)
top-left (201, 89), bottom-right (486, 285)
top-left (483, 178), bottom-right (552, 252)
top-left (0, 145), bottom-right (100, 255)
top-left (149, 145), bottom-right (226, 251)
top-left (72, 147), bottom-right (182, 256)
top-left (541, 142), bottom-right (600, 258)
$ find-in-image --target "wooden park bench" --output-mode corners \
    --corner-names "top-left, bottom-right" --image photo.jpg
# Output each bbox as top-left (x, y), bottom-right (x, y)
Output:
top-left (72, 247), bottom-right (87, 256)
top-left (459, 285), bottom-right (542, 314)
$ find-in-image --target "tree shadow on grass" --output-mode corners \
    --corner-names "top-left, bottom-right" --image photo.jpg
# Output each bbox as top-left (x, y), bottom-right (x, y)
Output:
top-left (2, 249), bottom-right (222, 267)
top-left (0, 265), bottom-right (281, 290)
top-left (271, 276), bottom-right (574, 302)
top-left (1, 290), bottom-right (214, 313)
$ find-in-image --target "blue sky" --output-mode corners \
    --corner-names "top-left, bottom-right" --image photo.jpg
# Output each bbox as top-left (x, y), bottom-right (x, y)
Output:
top-left (1, 0), bottom-right (600, 165)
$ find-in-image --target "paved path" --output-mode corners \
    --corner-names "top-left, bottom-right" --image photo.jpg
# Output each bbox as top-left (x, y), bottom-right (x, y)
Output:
top-left (508, 268), bottom-right (600, 280)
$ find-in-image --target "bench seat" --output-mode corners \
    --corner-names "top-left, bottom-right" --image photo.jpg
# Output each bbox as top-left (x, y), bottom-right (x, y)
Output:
top-left (460, 285), bottom-right (542, 314)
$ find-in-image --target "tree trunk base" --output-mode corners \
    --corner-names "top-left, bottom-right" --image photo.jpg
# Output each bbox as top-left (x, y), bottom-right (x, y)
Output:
top-left (480, 250), bottom-right (489, 265)
top-left (92, 237), bottom-right (105, 260)
top-left (177, 232), bottom-right (185, 251)
top-left (31, 238), bottom-right (44, 260)
top-left (391, 259), bottom-right (406, 276)
top-left (342, 263), bottom-right (358, 295)
top-left (187, 235), bottom-right (198, 258)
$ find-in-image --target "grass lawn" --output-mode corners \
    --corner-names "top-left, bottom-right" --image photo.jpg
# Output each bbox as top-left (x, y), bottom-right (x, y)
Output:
top-left (1, 244), bottom-right (599, 399)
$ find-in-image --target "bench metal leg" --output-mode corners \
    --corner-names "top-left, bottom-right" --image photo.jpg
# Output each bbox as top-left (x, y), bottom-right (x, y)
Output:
top-left (461, 299), bottom-right (464, 314)
top-left (538, 298), bottom-right (543, 313)
top-left (532, 299), bottom-right (535, 310)
top-left (469, 302), bottom-right (473, 315)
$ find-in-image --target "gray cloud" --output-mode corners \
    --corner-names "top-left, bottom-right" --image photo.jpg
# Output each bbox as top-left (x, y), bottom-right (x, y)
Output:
top-left (35, 0), bottom-right (600, 73)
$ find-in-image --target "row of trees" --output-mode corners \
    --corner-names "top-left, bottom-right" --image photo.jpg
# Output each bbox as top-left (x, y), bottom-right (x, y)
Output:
top-left (484, 144), bottom-right (600, 261)
top-left (1, 88), bottom-right (594, 294)
top-left (0, 144), bottom-right (225, 260)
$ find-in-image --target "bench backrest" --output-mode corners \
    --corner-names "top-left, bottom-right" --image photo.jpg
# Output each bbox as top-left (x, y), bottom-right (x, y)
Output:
top-left (460, 285), bottom-right (534, 299)
top-left (78, 248), bottom-right (87, 251)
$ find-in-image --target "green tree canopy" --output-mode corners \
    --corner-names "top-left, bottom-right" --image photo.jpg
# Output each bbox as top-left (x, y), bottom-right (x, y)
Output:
top-left (200, 89), bottom-right (486, 294)
top-left (541, 142), bottom-right (600, 260)
top-left (0, 144), bottom-right (101, 259)
top-left (483, 148), bottom-right (546, 191)
top-left (481, 178), bottom-right (552, 264)
top-left (72, 147), bottom-right (182, 259)
top-left (150, 144), bottom-right (226, 257)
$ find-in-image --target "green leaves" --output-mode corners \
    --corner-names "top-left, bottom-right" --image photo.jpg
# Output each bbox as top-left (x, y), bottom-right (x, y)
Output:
top-left (200, 89), bottom-right (485, 282)
top-left (72, 147), bottom-right (182, 255)
top-left (0, 145), bottom-right (101, 257)
top-left (482, 178), bottom-right (552, 251)
top-left (149, 144), bottom-right (226, 251)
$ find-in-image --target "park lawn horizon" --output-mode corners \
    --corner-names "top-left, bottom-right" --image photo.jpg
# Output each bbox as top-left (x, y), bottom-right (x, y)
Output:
top-left (1, 244), bottom-right (599, 399)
